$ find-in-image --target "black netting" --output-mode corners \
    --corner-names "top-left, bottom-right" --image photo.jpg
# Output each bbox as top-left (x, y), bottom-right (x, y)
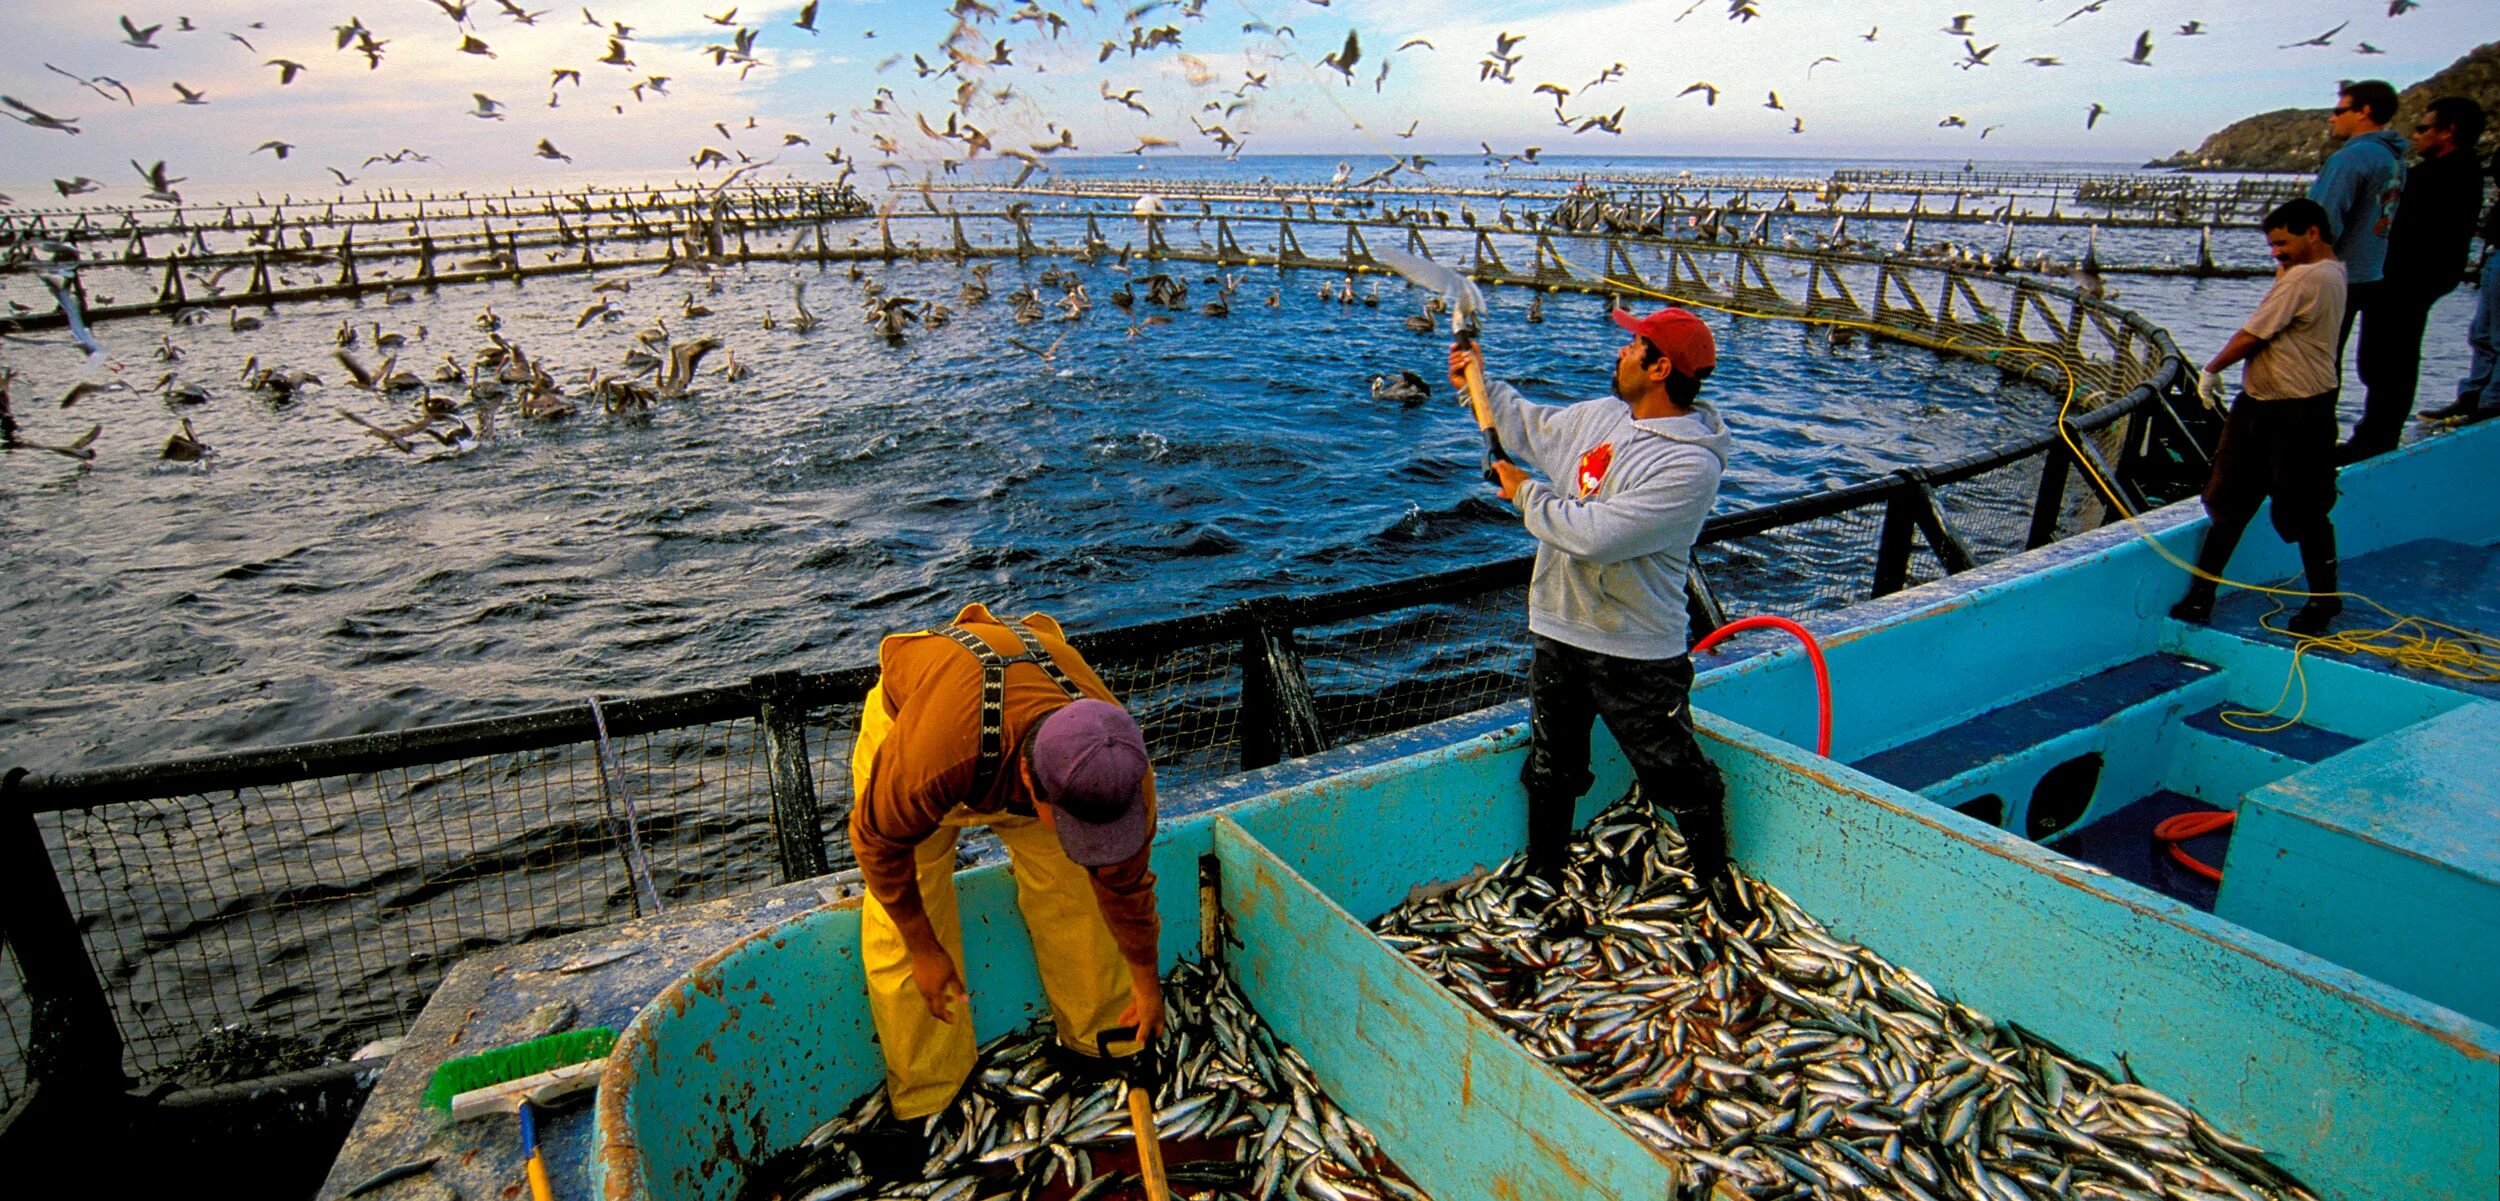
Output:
top-left (1699, 505), bottom-right (1889, 617)
top-left (1296, 586), bottom-right (1532, 750)
top-left (39, 719), bottom-right (770, 1085)
top-left (0, 940), bottom-right (28, 1112)
top-left (1092, 641), bottom-right (1249, 795)
top-left (1933, 458), bottom-right (2050, 566)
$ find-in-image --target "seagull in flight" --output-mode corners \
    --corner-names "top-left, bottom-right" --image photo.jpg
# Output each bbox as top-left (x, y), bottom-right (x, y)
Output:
top-left (119, 15), bottom-right (163, 48)
top-left (2121, 30), bottom-right (2153, 66)
top-left (2056, 2), bottom-right (2107, 27)
top-left (1678, 81), bottom-right (1719, 106)
top-left (2, 95), bottom-right (81, 134)
top-left (2280, 22), bottom-right (2347, 49)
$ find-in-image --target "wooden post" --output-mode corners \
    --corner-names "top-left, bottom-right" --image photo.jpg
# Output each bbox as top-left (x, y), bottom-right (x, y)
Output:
top-left (1871, 479), bottom-right (1923, 598)
top-left (2028, 439), bottom-right (2078, 549)
top-left (754, 673), bottom-right (835, 880)
top-left (1236, 601), bottom-right (1327, 771)
top-left (0, 769), bottom-right (131, 1122)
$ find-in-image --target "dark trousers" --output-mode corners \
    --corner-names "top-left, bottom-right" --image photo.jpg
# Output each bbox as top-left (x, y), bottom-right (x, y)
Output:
top-left (2345, 286), bottom-right (2442, 458)
top-left (1520, 635), bottom-right (1730, 883)
top-left (2182, 392), bottom-right (2341, 608)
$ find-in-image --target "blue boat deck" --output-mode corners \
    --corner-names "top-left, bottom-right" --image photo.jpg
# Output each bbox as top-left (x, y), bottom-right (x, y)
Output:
top-left (2204, 535), bottom-right (2500, 702)
top-left (1832, 531), bottom-right (2500, 903)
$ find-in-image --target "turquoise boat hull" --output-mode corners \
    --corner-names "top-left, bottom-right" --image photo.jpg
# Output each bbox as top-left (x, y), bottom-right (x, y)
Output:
top-left (594, 423), bottom-right (2500, 1200)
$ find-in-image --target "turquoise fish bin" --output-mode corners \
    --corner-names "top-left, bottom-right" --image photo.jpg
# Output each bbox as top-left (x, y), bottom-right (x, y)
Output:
top-left (591, 687), bottom-right (2497, 1199)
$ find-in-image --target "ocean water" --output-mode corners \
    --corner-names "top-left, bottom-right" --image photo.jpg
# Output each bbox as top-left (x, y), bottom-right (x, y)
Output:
top-left (0, 155), bottom-right (2478, 773)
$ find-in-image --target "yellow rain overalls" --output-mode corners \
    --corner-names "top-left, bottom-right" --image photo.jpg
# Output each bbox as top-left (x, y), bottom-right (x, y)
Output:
top-left (851, 611), bottom-right (1137, 1120)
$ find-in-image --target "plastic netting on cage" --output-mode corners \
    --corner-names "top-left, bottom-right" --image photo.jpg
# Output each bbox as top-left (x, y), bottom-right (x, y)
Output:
top-left (36, 717), bottom-right (770, 1085)
top-left (1699, 505), bottom-right (1890, 618)
top-left (1933, 457), bottom-right (2053, 566)
top-left (0, 941), bottom-right (30, 1112)
top-left (1293, 588), bottom-right (1532, 750)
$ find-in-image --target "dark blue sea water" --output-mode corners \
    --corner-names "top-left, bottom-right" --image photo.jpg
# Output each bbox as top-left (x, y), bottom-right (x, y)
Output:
top-left (0, 155), bottom-right (2477, 773)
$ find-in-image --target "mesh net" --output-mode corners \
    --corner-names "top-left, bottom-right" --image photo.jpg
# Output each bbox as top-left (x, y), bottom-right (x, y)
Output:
top-left (1699, 506), bottom-right (1889, 618)
top-left (0, 940), bottom-right (29, 1112)
top-left (1933, 458), bottom-right (2051, 566)
top-left (1295, 586), bottom-right (1532, 751)
top-left (37, 718), bottom-right (774, 1084)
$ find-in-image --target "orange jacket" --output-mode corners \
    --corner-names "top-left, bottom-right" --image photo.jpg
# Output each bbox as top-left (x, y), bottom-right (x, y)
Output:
top-left (848, 604), bottom-right (1160, 966)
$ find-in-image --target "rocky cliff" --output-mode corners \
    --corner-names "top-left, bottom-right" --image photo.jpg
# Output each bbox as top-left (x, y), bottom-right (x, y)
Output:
top-left (2148, 41), bottom-right (2500, 172)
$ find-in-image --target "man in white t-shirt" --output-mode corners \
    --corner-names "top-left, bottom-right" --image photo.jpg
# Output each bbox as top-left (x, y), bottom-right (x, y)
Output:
top-left (2172, 199), bottom-right (2349, 636)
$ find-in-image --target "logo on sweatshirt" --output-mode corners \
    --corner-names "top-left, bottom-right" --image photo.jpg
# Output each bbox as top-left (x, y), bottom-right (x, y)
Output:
top-left (1575, 443), bottom-right (1614, 497)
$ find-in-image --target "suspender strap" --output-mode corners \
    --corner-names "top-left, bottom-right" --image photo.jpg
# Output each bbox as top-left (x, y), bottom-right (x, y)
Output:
top-left (938, 619), bottom-right (1087, 802)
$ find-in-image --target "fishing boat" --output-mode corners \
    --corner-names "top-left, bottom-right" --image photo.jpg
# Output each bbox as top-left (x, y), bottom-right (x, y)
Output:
top-left (6, 174), bottom-right (2485, 1199)
top-left (292, 420), bottom-right (2497, 1200)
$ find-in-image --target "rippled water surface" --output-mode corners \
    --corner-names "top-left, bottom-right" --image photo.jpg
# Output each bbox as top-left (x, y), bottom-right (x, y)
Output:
top-left (1, 155), bottom-right (2478, 772)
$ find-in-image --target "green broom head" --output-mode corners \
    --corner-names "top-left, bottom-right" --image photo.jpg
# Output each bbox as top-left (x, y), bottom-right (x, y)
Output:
top-left (423, 1026), bottom-right (618, 1113)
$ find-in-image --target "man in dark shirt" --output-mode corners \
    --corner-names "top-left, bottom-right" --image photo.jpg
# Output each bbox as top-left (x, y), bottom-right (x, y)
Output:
top-left (2347, 97), bottom-right (2486, 456)
top-left (2420, 101), bottom-right (2498, 424)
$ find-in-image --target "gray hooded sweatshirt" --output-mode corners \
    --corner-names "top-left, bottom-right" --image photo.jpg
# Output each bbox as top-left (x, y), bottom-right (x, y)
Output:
top-left (1481, 379), bottom-right (1733, 660)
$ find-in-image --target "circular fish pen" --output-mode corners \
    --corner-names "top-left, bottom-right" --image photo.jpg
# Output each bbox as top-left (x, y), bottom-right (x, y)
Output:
top-left (0, 180), bottom-right (2216, 1102)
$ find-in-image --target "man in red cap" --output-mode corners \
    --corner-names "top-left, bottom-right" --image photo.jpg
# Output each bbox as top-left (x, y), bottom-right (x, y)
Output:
top-left (846, 603), bottom-right (1161, 1136)
top-left (1450, 307), bottom-right (1744, 919)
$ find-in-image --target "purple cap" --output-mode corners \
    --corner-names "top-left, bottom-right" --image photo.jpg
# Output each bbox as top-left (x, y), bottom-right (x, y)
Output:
top-left (1029, 699), bottom-right (1152, 867)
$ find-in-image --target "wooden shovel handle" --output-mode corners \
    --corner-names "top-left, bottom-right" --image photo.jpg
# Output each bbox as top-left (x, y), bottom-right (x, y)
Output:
top-left (1453, 331), bottom-right (1511, 481)
top-left (1127, 1085), bottom-right (1171, 1201)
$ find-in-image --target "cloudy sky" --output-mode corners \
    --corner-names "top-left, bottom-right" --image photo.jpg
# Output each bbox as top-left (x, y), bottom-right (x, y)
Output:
top-left (1, 1), bottom-right (2490, 201)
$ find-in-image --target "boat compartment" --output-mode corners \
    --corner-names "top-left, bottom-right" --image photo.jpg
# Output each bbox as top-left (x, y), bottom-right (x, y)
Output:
top-left (594, 697), bottom-right (2494, 1200)
top-left (2216, 700), bottom-right (2500, 1029)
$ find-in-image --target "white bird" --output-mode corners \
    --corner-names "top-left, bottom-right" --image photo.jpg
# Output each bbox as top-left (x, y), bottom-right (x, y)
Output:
top-left (469, 93), bottom-right (507, 120)
top-left (119, 15), bottom-right (163, 48)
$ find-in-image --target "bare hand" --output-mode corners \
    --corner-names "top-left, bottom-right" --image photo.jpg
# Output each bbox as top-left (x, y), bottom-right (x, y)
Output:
top-left (1447, 344), bottom-right (1481, 399)
top-left (1490, 458), bottom-right (1530, 502)
top-left (1118, 974), bottom-right (1166, 1042)
top-left (910, 948), bottom-right (966, 1022)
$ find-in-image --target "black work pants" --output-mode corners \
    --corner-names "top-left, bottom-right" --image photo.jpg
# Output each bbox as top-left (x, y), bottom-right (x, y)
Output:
top-left (2345, 286), bottom-right (2443, 458)
top-left (1520, 635), bottom-right (1730, 884)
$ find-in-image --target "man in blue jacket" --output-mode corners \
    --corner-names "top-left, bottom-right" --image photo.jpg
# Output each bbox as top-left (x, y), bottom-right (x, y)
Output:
top-left (1449, 308), bottom-right (1744, 920)
top-left (2306, 80), bottom-right (2409, 458)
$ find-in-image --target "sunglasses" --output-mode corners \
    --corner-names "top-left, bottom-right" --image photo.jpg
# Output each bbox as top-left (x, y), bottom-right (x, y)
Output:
top-left (2330, 105), bottom-right (2357, 115)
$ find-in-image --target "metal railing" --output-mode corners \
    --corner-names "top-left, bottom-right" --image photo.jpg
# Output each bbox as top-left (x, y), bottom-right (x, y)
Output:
top-left (0, 215), bottom-right (2202, 1116)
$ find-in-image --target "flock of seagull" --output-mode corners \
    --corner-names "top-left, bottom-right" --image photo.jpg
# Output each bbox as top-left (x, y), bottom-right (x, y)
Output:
top-left (0, 3), bottom-right (2437, 212)
top-left (0, 233), bottom-right (1525, 468)
top-left (0, 1), bottom-right (2444, 469)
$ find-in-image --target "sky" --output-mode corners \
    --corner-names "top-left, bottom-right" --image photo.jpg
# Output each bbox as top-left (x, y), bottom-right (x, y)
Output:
top-left (0, 0), bottom-right (2492, 202)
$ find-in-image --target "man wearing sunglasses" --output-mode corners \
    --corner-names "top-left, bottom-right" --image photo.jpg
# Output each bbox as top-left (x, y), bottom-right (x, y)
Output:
top-left (2306, 80), bottom-right (2408, 455)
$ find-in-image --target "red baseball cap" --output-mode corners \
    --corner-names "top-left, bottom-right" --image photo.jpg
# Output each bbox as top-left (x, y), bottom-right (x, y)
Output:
top-left (1610, 307), bottom-right (1718, 374)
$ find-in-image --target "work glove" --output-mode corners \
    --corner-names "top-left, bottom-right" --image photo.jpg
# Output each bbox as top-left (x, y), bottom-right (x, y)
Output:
top-left (2197, 369), bottom-right (2228, 414)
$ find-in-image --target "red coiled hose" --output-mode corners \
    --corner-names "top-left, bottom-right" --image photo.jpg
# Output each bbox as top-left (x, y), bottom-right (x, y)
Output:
top-left (1692, 615), bottom-right (1832, 758)
top-left (2152, 810), bottom-right (2237, 882)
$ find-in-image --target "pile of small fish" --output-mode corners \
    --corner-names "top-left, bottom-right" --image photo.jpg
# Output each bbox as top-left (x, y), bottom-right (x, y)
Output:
top-left (1374, 802), bottom-right (2316, 1201)
top-left (749, 956), bottom-right (1428, 1201)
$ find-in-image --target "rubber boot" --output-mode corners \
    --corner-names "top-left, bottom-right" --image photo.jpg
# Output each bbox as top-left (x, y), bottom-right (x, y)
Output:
top-left (2169, 515), bottom-right (2248, 624)
top-left (2288, 527), bottom-right (2341, 636)
top-left (850, 1111), bottom-right (931, 1181)
top-left (1522, 791), bottom-right (1577, 897)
